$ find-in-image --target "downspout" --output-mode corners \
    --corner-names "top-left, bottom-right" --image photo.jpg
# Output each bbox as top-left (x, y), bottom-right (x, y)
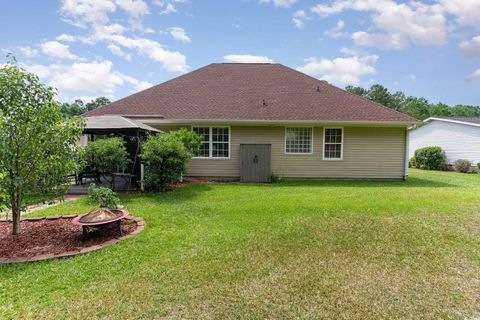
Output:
top-left (403, 127), bottom-right (409, 180)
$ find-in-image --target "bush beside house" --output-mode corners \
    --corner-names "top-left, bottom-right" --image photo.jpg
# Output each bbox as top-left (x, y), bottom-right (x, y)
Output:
top-left (411, 146), bottom-right (447, 170)
top-left (453, 159), bottom-right (472, 173)
top-left (411, 146), bottom-right (478, 173)
top-left (142, 129), bottom-right (201, 192)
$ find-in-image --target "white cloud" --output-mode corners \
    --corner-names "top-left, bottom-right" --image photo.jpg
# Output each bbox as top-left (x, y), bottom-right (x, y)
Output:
top-left (105, 34), bottom-right (188, 72)
top-left (168, 27), bottom-right (191, 43)
top-left (311, 0), bottom-right (448, 49)
top-left (297, 54), bottom-right (378, 85)
top-left (292, 10), bottom-right (307, 29)
top-left (460, 36), bottom-right (480, 57)
top-left (56, 34), bottom-right (76, 42)
top-left (259, 0), bottom-right (297, 8)
top-left (132, 80), bottom-right (153, 91)
top-left (59, 0), bottom-right (188, 72)
top-left (60, 0), bottom-right (116, 27)
top-left (161, 3), bottom-right (176, 14)
top-left (18, 46), bottom-right (38, 58)
top-left (107, 44), bottom-right (132, 60)
top-left (40, 41), bottom-right (77, 60)
top-left (26, 60), bottom-right (150, 99)
top-left (467, 69), bottom-right (480, 81)
top-left (324, 20), bottom-right (346, 38)
top-left (440, 0), bottom-right (480, 29)
top-left (115, 0), bottom-right (149, 17)
top-left (72, 95), bottom-right (102, 102)
top-left (352, 31), bottom-right (408, 49)
top-left (223, 54), bottom-right (274, 63)
top-left (155, 0), bottom-right (186, 14)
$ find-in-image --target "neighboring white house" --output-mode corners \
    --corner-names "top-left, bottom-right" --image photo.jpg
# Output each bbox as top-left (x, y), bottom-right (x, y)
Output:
top-left (409, 117), bottom-right (480, 165)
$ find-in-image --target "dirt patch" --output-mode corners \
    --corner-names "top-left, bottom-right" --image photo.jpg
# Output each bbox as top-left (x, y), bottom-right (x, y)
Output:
top-left (0, 216), bottom-right (140, 261)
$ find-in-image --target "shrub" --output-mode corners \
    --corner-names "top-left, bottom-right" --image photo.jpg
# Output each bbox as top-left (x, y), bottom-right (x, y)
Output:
top-left (141, 131), bottom-right (200, 192)
top-left (409, 157), bottom-right (417, 168)
top-left (477, 162), bottom-right (480, 172)
top-left (167, 128), bottom-right (202, 155)
top-left (414, 146), bottom-right (446, 170)
top-left (453, 159), bottom-right (471, 173)
top-left (88, 184), bottom-right (121, 208)
top-left (85, 136), bottom-right (130, 190)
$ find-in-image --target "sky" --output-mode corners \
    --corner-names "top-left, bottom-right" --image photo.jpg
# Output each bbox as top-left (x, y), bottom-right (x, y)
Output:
top-left (1, 0), bottom-right (479, 106)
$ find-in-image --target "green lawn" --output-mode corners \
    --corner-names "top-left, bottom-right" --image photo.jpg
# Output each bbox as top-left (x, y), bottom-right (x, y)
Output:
top-left (1, 169), bottom-right (479, 319)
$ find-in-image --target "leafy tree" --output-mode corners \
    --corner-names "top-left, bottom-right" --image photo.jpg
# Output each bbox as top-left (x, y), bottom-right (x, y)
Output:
top-left (389, 91), bottom-right (406, 111)
top-left (0, 56), bottom-right (85, 235)
top-left (345, 83), bottom-right (480, 120)
top-left (142, 130), bottom-right (200, 192)
top-left (402, 97), bottom-right (431, 120)
top-left (85, 136), bottom-right (130, 190)
top-left (345, 86), bottom-right (367, 97)
top-left (86, 97), bottom-right (110, 112)
top-left (366, 84), bottom-right (392, 108)
top-left (429, 103), bottom-right (453, 117)
top-left (60, 100), bottom-right (86, 117)
top-left (60, 97), bottom-right (110, 117)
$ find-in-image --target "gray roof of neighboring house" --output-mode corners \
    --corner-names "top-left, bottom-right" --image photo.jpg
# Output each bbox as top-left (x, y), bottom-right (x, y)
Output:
top-left (425, 117), bottom-right (480, 127)
top-left (85, 115), bottom-right (160, 132)
top-left (433, 117), bottom-right (480, 124)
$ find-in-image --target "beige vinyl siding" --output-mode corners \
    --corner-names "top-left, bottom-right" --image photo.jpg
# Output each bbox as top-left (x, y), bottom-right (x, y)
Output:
top-left (152, 125), bottom-right (407, 180)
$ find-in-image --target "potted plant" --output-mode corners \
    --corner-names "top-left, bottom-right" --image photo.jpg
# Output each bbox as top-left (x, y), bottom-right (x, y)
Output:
top-left (88, 184), bottom-right (122, 209)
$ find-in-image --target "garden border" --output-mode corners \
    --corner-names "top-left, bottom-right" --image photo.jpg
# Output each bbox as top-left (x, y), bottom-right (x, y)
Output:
top-left (0, 215), bottom-right (145, 264)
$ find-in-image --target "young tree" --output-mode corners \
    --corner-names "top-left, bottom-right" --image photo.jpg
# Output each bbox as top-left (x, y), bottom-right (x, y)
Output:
top-left (0, 56), bottom-right (85, 235)
top-left (85, 136), bottom-right (130, 190)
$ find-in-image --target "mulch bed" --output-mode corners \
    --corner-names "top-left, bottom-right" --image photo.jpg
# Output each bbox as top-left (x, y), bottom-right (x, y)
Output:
top-left (0, 216), bottom-right (141, 262)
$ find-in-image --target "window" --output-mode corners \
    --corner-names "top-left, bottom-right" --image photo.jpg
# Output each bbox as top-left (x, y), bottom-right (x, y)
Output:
top-left (285, 127), bottom-right (312, 154)
top-left (323, 127), bottom-right (343, 160)
top-left (192, 126), bottom-right (230, 158)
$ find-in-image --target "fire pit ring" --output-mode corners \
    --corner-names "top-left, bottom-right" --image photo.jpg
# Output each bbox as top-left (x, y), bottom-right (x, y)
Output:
top-left (72, 208), bottom-right (129, 241)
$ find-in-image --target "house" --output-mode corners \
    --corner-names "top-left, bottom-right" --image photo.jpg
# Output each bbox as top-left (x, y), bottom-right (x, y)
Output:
top-left (85, 63), bottom-right (418, 182)
top-left (409, 117), bottom-right (480, 165)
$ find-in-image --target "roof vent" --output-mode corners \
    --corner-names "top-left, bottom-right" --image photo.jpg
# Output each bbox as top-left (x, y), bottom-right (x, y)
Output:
top-left (316, 85), bottom-right (321, 92)
top-left (262, 99), bottom-right (268, 107)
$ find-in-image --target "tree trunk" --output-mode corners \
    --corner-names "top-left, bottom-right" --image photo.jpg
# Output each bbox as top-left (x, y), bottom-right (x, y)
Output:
top-left (111, 174), bottom-right (116, 191)
top-left (11, 193), bottom-right (21, 236)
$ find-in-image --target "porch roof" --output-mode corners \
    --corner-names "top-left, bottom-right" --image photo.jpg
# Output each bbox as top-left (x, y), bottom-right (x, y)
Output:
top-left (84, 115), bottom-right (160, 134)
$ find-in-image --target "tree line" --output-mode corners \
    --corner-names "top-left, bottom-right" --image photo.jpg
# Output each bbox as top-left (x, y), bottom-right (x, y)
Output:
top-left (345, 84), bottom-right (480, 120)
top-left (60, 96), bottom-right (110, 117)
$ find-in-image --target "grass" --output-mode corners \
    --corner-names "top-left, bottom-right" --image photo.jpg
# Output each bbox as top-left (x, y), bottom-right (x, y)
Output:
top-left (1, 169), bottom-right (479, 319)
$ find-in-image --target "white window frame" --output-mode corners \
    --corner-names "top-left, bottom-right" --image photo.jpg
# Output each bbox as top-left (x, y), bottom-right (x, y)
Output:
top-left (284, 127), bottom-right (314, 155)
top-left (192, 126), bottom-right (231, 160)
top-left (322, 127), bottom-right (344, 161)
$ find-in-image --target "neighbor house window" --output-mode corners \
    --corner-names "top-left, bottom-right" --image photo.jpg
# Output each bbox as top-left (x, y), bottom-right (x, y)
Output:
top-left (192, 126), bottom-right (230, 158)
top-left (323, 127), bottom-right (343, 160)
top-left (285, 127), bottom-right (313, 154)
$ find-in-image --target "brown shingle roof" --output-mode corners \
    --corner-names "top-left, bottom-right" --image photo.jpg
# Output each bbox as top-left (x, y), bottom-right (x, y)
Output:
top-left (85, 63), bottom-right (418, 123)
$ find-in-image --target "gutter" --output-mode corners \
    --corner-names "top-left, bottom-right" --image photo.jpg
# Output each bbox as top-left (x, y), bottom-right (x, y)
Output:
top-left (404, 128), bottom-right (410, 180)
top-left (134, 118), bottom-right (419, 127)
